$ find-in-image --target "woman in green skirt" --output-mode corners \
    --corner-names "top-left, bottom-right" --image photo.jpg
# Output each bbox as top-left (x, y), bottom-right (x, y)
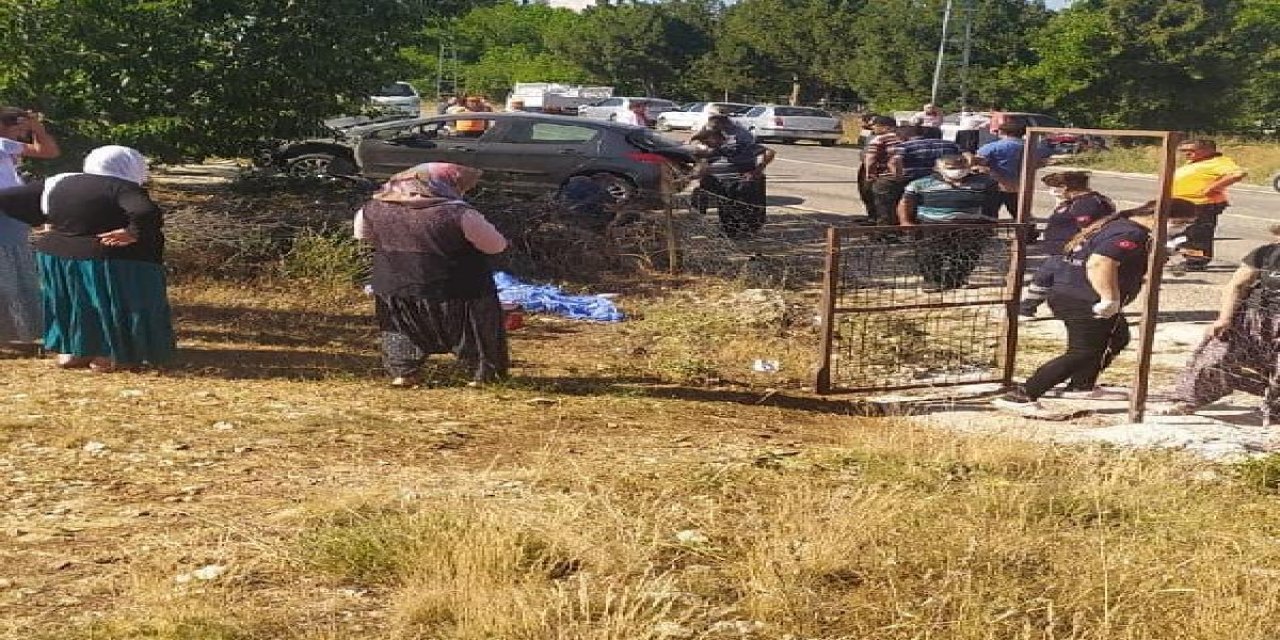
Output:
top-left (0, 145), bottom-right (173, 371)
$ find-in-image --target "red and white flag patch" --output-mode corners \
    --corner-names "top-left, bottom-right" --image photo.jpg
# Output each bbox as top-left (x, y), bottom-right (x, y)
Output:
top-left (1115, 239), bottom-right (1138, 250)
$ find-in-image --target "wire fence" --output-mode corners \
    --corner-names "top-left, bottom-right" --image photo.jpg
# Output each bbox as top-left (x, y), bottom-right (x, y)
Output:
top-left (642, 187), bottom-right (1032, 395)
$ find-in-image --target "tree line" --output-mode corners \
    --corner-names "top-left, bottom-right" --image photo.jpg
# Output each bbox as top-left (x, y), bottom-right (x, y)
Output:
top-left (0, 0), bottom-right (1274, 160)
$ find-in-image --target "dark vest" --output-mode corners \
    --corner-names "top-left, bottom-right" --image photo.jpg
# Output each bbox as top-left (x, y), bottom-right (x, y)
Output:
top-left (362, 199), bottom-right (494, 301)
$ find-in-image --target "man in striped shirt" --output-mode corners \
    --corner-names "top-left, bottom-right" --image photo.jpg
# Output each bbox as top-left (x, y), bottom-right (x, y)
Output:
top-left (862, 115), bottom-right (902, 228)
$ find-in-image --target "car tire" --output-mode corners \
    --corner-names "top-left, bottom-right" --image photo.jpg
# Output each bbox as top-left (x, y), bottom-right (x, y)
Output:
top-left (284, 153), bottom-right (356, 178)
top-left (819, 139), bottom-right (837, 147)
top-left (588, 173), bottom-right (636, 203)
top-left (1273, 172), bottom-right (1280, 193)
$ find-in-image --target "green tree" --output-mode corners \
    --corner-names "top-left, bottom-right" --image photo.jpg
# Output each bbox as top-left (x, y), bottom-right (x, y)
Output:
top-left (1025, 0), bottom-right (1247, 130)
top-left (0, 0), bottom-right (467, 160)
top-left (547, 2), bottom-right (712, 96)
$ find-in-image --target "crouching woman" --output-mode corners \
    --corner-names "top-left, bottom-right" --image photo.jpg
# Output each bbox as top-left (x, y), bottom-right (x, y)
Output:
top-left (354, 163), bottom-right (510, 386)
top-left (993, 199), bottom-right (1198, 419)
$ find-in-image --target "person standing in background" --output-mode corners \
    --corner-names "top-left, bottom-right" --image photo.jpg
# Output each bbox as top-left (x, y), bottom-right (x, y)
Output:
top-left (955, 109), bottom-right (989, 154)
top-left (0, 108), bottom-right (60, 354)
top-left (973, 122), bottom-right (1050, 219)
top-left (862, 115), bottom-right (903, 229)
top-left (909, 103), bottom-right (944, 128)
top-left (1170, 139), bottom-right (1247, 271)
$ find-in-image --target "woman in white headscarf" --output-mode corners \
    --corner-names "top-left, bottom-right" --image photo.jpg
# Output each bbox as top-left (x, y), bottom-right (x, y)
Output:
top-left (0, 145), bottom-right (173, 371)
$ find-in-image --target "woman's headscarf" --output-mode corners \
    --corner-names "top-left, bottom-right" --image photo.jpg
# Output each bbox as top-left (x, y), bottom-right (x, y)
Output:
top-left (372, 162), bottom-right (482, 206)
top-left (84, 145), bottom-right (149, 185)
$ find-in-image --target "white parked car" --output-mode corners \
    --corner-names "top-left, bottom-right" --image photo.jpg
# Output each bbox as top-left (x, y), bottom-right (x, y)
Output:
top-left (734, 105), bottom-right (843, 146)
top-left (370, 82), bottom-right (421, 116)
top-left (655, 102), bottom-right (753, 131)
top-left (577, 97), bottom-right (679, 127)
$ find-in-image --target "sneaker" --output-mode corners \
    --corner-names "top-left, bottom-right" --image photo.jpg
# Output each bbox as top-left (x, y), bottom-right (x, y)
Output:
top-left (1150, 402), bottom-right (1200, 417)
top-left (1050, 386), bottom-right (1129, 401)
top-left (991, 397), bottom-right (1067, 420)
top-left (390, 376), bottom-right (420, 388)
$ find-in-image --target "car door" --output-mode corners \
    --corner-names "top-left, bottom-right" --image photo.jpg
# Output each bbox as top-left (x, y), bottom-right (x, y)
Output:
top-left (580, 98), bottom-right (621, 121)
top-left (355, 117), bottom-right (493, 180)
top-left (480, 119), bottom-right (603, 193)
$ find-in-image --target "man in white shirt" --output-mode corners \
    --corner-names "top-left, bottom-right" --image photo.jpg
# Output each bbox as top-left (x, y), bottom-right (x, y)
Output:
top-left (909, 103), bottom-right (944, 128)
top-left (618, 100), bottom-right (647, 127)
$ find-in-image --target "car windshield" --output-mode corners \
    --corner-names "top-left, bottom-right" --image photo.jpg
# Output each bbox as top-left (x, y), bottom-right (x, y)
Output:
top-left (375, 83), bottom-right (414, 97)
top-left (775, 107), bottom-right (831, 118)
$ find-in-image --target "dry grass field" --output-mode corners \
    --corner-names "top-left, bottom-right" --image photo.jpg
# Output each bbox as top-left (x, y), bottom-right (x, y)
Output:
top-left (4, 179), bottom-right (1280, 639)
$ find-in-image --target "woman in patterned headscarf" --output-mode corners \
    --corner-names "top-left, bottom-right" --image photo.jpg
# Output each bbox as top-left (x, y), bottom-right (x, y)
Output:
top-left (354, 162), bottom-right (509, 386)
top-left (0, 145), bottom-right (172, 372)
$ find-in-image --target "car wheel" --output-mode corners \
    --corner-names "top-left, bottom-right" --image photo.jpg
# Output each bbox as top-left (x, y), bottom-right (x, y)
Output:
top-left (819, 139), bottom-right (837, 147)
top-left (589, 173), bottom-right (636, 203)
top-left (1273, 172), bottom-right (1280, 193)
top-left (285, 153), bottom-right (355, 178)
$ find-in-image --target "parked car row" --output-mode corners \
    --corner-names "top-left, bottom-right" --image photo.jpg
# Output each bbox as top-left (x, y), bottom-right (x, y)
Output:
top-left (255, 112), bottom-right (695, 205)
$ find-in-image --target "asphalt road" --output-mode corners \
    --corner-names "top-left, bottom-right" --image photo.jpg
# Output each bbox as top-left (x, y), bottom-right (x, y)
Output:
top-left (762, 142), bottom-right (1279, 266)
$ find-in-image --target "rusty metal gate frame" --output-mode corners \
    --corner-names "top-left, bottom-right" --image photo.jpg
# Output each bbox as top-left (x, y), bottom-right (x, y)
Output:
top-left (814, 222), bottom-right (1033, 395)
top-left (815, 127), bottom-right (1182, 421)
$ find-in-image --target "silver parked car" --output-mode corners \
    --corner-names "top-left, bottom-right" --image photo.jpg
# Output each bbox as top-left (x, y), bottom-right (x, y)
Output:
top-left (350, 112), bottom-right (693, 204)
top-left (370, 82), bottom-right (422, 116)
top-left (655, 102), bottom-right (753, 131)
top-left (734, 105), bottom-right (843, 146)
top-left (577, 97), bottom-right (680, 127)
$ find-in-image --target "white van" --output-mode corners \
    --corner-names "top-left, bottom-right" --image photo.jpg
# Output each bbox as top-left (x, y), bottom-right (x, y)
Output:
top-left (370, 82), bottom-right (421, 116)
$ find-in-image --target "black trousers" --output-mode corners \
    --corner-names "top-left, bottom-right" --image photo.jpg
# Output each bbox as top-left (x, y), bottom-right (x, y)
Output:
top-left (1179, 202), bottom-right (1228, 266)
top-left (1022, 295), bottom-right (1130, 399)
top-left (869, 176), bottom-right (907, 226)
top-left (914, 224), bottom-right (992, 289)
top-left (856, 165), bottom-right (874, 215)
top-left (997, 191), bottom-right (1019, 219)
top-left (700, 174), bottom-right (767, 236)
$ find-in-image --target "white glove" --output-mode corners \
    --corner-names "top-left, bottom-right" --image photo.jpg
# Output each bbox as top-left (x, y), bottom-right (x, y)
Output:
top-left (1092, 299), bottom-right (1121, 318)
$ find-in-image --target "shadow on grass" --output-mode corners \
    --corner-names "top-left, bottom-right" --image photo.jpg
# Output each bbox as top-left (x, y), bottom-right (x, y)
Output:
top-left (509, 374), bottom-right (896, 417)
top-left (170, 345), bottom-right (383, 381)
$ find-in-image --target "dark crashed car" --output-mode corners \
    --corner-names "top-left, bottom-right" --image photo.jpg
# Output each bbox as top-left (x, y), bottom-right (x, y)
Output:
top-left (252, 113), bottom-right (415, 178)
top-left (349, 112), bottom-right (694, 203)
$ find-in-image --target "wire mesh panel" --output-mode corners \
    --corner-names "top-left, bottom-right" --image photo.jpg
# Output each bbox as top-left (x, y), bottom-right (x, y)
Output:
top-left (816, 223), bottom-right (1031, 394)
top-left (665, 190), bottom-right (839, 289)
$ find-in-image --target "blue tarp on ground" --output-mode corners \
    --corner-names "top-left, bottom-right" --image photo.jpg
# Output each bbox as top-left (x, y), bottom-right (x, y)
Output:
top-left (493, 271), bottom-right (624, 323)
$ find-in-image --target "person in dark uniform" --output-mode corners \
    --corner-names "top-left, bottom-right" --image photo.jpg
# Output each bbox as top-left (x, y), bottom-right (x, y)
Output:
top-left (1019, 171), bottom-right (1115, 318)
top-left (993, 199), bottom-right (1199, 419)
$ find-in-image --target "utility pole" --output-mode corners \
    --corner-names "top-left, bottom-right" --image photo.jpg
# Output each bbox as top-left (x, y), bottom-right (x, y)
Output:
top-left (958, 0), bottom-right (974, 108)
top-left (435, 38), bottom-right (459, 100)
top-left (930, 0), bottom-right (954, 105)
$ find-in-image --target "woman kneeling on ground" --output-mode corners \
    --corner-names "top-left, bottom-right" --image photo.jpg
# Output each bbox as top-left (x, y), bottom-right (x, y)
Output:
top-left (354, 162), bottom-right (509, 387)
top-left (0, 145), bottom-right (173, 372)
top-left (993, 199), bottom-right (1198, 419)
top-left (1154, 224), bottom-right (1280, 426)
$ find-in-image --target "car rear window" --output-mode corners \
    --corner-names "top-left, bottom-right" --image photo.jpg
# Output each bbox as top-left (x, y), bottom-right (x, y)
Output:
top-left (717, 104), bottom-right (753, 115)
top-left (627, 129), bottom-right (683, 150)
top-left (775, 107), bottom-right (832, 118)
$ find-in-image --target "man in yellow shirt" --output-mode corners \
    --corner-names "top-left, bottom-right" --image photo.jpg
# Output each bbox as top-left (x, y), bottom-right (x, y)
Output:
top-left (1171, 139), bottom-right (1247, 271)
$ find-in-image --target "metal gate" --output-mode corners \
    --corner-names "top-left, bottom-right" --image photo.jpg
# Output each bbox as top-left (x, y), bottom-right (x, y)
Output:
top-left (814, 223), bottom-right (1032, 394)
